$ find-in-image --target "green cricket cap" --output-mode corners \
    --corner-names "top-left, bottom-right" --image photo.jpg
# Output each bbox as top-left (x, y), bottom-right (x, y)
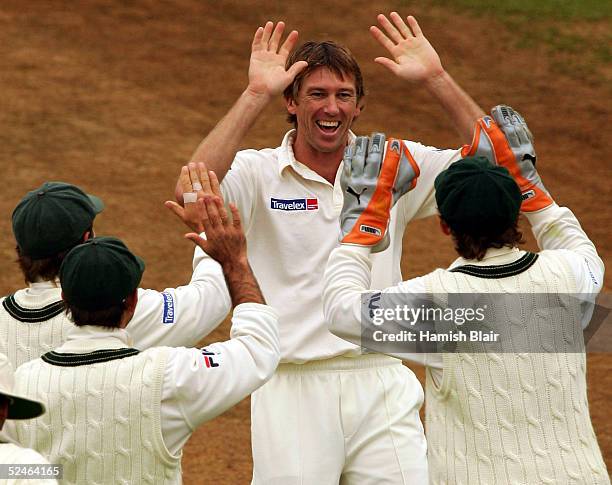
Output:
top-left (434, 156), bottom-right (521, 236)
top-left (12, 182), bottom-right (104, 259)
top-left (60, 237), bottom-right (145, 311)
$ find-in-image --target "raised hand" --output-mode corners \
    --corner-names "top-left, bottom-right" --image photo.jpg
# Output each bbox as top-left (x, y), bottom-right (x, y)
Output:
top-left (370, 13), bottom-right (444, 84)
top-left (247, 21), bottom-right (308, 99)
top-left (186, 196), bottom-right (248, 268)
top-left (340, 134), bottom-right (420, 253)
top-left (166, 162), bottom-right (222, 234)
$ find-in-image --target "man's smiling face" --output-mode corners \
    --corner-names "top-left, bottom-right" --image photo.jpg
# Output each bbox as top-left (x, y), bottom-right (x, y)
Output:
top-left (287, 67), bottom-right (361, 156)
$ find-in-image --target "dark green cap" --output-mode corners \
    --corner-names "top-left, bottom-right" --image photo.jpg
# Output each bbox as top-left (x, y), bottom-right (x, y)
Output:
top-left (12, 182), bottom-right (104, 259)
top-left (60, 237), bottom-right (145, 311)
top-left (435, 156), bottom-right (521, 236)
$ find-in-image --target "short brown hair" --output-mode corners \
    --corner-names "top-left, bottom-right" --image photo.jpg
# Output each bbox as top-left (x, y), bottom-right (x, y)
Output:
top-left (16, 246), bottom-right (70, 284)
top-left (448, 219), bottom-right (524, 261)
top-left (283, 41), bottom-right (365, 127)
top-left (15, 228), bottom-right (92, 284)
top-left (64, 301), bottom-right (125, 329)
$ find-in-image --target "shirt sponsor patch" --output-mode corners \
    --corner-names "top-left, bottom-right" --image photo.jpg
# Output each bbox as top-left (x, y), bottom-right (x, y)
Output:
top-left (270, 197), bottom-right (318, 211)
top-left (162, 291), bottom-right (175, 324)
top-left (201, 347), bottom-right (221, 368)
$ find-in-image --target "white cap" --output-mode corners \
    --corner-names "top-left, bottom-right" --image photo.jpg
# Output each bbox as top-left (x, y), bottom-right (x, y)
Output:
top-left (0, 353), bottom-right (45, 420)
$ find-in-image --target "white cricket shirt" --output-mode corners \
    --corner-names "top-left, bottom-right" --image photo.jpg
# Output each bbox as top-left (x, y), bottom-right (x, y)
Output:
top-left (193, 130), bottom-right (462, 363)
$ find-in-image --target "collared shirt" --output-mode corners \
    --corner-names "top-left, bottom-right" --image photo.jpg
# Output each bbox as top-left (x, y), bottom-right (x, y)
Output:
top-left (194, 130), bottom-right (462, 363)
top-left (14, 303), bottom-right (279, 456)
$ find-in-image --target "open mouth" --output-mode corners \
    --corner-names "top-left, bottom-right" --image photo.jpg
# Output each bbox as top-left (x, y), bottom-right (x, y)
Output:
top-left (316, 120), bottom-right (341, 134)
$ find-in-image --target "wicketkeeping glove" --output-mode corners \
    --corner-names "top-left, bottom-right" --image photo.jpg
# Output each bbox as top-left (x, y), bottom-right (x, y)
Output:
top-left (340, 133), bottom-right (420, 252)
top-left (462, 105), bottom-right (553, 212)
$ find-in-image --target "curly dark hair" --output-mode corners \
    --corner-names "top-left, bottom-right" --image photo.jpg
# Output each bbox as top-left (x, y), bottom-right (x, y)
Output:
top-left (448, 219), bottom-right (525, 261)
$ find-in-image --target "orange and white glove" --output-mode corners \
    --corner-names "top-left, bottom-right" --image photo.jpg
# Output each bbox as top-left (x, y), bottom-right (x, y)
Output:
top-left (340, 133), bottom-right (420, 252)
top-left (462, 105), bottom-right (553, 212)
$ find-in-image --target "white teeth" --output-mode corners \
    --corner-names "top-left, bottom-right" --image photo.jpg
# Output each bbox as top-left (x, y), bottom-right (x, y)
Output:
top-left (317, 121), bottom-right (339, 128)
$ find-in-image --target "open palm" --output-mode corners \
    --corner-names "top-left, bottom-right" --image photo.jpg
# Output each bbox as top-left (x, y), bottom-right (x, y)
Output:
top-left (248, 21), bottom-right (308, 97)
top-left (370, 13), bottom-right (444, 83)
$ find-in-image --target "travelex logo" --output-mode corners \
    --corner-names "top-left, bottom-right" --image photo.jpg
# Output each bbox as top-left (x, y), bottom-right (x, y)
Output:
top-left (270, 197), bottom-right (318, 211)
top-left (162, 292), bottom-right (175, 324)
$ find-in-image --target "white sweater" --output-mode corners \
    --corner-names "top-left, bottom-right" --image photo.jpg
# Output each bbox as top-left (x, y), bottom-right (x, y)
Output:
top-left (323, 203), bottom-right (609, 484)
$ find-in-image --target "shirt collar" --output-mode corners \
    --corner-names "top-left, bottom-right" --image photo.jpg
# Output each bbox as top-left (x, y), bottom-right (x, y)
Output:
top-left (277, 129), bottom-right (357, 183)
top-left (448, 246), bottom-right (524, 269)
top-left (27, 279), bottom-right (61, 291)
top-left (56, 325), bottom-right (133, 353)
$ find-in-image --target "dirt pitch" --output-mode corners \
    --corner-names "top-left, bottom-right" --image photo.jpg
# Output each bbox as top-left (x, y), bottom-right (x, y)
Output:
top-left (1, 1), bottom-right (610, 483)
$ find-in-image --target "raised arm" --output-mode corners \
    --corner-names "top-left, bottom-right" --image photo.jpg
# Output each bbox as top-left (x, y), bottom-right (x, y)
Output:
top-left (371, 13), bottom-right (484, 142)
top-left (175, 22), bottom-right (307, 203)
top-left (474, 106), bottom-right (604, 294)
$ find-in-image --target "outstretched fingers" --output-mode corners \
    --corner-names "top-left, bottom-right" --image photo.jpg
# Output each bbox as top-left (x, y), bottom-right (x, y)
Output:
top-left (370, 25), bottom-right (395, 52)
top-left (203, 197), bottom-right (219, 227)
top-left (278, 29), bottom-right (300, 57)
top-left (377, 13), bottom-right (403, 43)
top-left (185, 232), bottom-right (210, 253)
top-left (179, 166), bottom-right (193, 196)
top-left (260, 21), bottom-right (274, 46)
top-left (252, 26), bottom-right (264, 51)
top-left (406, 15), bottom-right (422, 36)
top-left (209, 170), bottom-right (222, 197)
top-left (229, 203), bottom-right (242, 231)
top-left (196, 162), bottom-right (212, 194)
top-left (389, 11), bottom-right (411, 38)
top-left (268, 21), bottom-right (285, 52)
top-left (164, 200), bottom-right (185, 221)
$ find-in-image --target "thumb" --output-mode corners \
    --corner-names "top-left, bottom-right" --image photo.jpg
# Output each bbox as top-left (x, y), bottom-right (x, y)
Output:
top-left (374, 57), bottom-right (399, 76)
top-left (287, 60), bottom-right (308, 80)
top-left (165, 200), bottom-right (185, 220)
top-left (185, 233), bottom-right (210, 252)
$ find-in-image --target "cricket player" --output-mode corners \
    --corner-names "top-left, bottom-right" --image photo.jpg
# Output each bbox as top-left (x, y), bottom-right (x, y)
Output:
top-left (12, 193), bottom-right (280, 484)
top-left (175, 12), bottom-right (485, 484)
top-left (2, 175), bottom-right (231, 369)
top-left (0, 352), bottom-right (57, 484)
top-left (323, 107), bottom-right (609, 483)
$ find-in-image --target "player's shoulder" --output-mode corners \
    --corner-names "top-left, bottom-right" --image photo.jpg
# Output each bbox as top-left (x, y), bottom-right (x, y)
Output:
top-left (14, 356), bottom-right (42, 375)
top-left (234, 146), bottom-right (279, 166)
top-left (0, 443), bottom-right (50, 464)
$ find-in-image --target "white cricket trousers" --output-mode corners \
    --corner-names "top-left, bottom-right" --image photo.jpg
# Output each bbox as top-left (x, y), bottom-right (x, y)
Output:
top-left (251, 354), bottom-right (428, 485)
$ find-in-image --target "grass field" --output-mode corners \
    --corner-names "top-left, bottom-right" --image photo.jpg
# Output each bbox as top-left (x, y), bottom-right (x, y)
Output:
top-left (424, 0), bottom-right (612, 83)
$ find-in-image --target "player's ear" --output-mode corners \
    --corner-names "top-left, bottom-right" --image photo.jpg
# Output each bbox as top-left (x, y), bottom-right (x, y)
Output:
top-left (82, 227), bottom-right (94, 242)
top-left (439, 217), bottom-right (451, 236)
top-left (286, 96), bottom-right (298, 115)
top-left (124, 289), bottom-right (139, 312)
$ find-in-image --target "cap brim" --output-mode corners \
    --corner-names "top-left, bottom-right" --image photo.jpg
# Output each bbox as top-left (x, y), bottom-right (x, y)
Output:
top-left (87, 194), bottom-right (105, 214)
top-left (6, 394), bottom-right (45, 420)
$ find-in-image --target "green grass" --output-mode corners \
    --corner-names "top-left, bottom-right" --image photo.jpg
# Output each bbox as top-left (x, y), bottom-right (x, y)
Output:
top-left (426, 0), bottom-right (611, 20)
top-left (418, 0), bottom-right (611, 83)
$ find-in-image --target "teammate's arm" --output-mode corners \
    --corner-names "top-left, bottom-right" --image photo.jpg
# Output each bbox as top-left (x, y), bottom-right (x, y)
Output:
top-left (174, 22), bottom-right (307, 203)
top-left (371, 13), bottom-right (484, 142)
top-left (160, 195), bottom-right (280, 451)
top-left (162, 301), bottom-right (279, 453)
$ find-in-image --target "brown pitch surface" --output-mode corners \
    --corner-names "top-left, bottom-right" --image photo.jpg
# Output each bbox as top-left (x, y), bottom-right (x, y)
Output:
top-left (1, 1), bottom-right (610, 483)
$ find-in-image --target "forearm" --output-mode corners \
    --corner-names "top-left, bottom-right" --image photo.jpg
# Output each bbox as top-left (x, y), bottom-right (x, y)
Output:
top-left (323, 246), bottom-right (373, 345)
top-left (526, 203), bottom-right (603, 278)
top-left (190, 89), bottom-right (271, 182)
top-left (424, 70), bottom-right (485, 143)
top-left (222, 258), bottom-right (266, 306)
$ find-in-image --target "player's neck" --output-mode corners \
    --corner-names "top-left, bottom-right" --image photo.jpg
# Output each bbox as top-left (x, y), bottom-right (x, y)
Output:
top-left (292, 138), bottom-right (344, 185)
